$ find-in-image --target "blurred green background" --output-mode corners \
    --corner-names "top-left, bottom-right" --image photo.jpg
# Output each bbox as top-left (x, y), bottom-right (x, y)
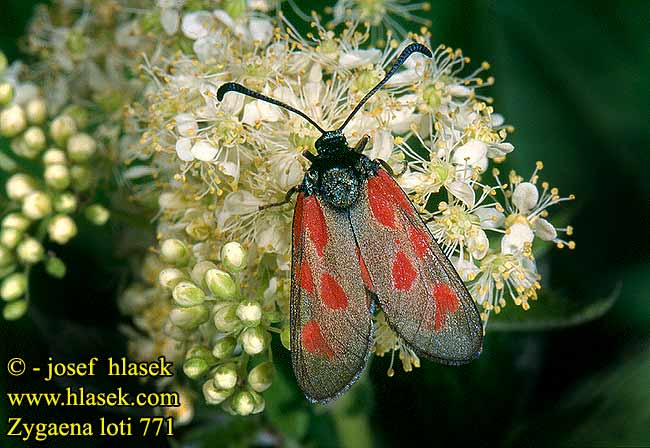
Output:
top-left (1, 1), bottom-right (648, 447)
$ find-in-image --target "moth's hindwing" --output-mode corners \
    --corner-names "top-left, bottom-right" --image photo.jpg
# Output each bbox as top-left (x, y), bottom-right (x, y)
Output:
top-left (290, 192), bottom-right (373, 403)
top-left (349, 169), bottom-right (483, 364)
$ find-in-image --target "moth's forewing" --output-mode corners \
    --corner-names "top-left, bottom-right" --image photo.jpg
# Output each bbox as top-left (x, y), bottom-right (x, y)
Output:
top-left (349, 170), bottom-right (483, 364)
top-left (290, 193), bottom-right (373, 403)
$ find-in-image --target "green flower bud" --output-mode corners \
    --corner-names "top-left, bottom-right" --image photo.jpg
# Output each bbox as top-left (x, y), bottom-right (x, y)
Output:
top-left (70, 165), bottom-right (93, 191)
top-left (2, 213), bottom-right (30, 231)
top-left (67, 133), bottom-right (96, 162)
top-left (0, 245), bottom-right (14, 268)
top-left (23, 127), bottom-right (46, 152)
top-left (84, 204), bottom-right (109, 225)
top-left (240, 326), bottom-right (267, 355)
top-left (205, 268), bottom-right (236, 299)
top-left (54, 193), bottom-right (77, 214)
top-left (44, 164), bottom-right (71, 190)
top-left (212, 336), bottom-right (236, 359)
top-left (213, 363), bottom-right (238, 390)
top-left (0, 227), bottom-right (22, 249)
top-left (160, 238), bottom-right (190, 266)
top-left (183, 357), bottom-right (210, 380)
top-left (249, 390), bottom-right (265, 414)
top-left (169, 304), bottom-right (209, 330)
top-left (0, 104), bottom-right (26, 137)
top-left (236, 299), bottom-right (262, 326)
top-left (247, 361), bottom-right (275, 393)
top-left (47, 214), bottom-right (77, 244)
top-left (0, 51), bottom-right (6, 72)
top-left (172, 281), bottom-right (205, 307)
top-left (224, 0), bottom-right (246, 19)
top-left (280, 325), bottom-right (291, 350)
top-left (49, 115), bottom-right (77, 146)
top-left (62, 105), bottom-right (88, 129)
top-left (230, 390), bottom-right (255, 416)
top-left (213, 303), bottom-right (240, 332)
top-left (191, 260), bottom-right (217, 288)
top-left (3, 299), bottom-right (28, 320)
top-left (25, 98), bottom-right (47, 124)
top-left (0, 82), bottom-right (13, 105)
top-left (202, 380), bottom-right (233, 405)
top-left (1, 272), bottom-right (26, 301)
top-left (221, 242), bottom-right (247, 272)
top-left (45, 256), bottom-right (66, 278)
top-left (186, 345), bottom-right (214, 360)
top-left (6, 174), bottom-right (36, 201)
top-left (43, 148), bottom-right (67, 165)
top-left (16, 237), bottom-right (44, 264)
top-left (22, 191), bottom-right (52, 220)
top-left (162, 319), bottom-right (189, 341)
top-left (158, 268), bottom-right (186, 290)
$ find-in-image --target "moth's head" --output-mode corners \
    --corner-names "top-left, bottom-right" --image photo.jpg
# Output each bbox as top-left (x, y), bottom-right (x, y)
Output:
top-left (315, 130), bottom-right (347, 155)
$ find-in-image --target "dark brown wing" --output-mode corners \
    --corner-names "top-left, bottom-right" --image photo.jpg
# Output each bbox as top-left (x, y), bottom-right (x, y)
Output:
top-left (290, 192), bottom-right (373, 403)
top-left (349, 169), bottom-right (483, 364)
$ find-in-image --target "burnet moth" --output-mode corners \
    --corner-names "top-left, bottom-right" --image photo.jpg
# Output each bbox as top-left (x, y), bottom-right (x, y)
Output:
top-left (218, 43), bottom-right (483, 403)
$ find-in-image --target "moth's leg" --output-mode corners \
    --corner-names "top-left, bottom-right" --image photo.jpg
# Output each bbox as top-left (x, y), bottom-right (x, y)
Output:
top-left (258, 186), bottom-right (299, 211)
top-left (353, 135), bottom-right (370, 153)
top-left (378, 158), bottom-right (407, 178)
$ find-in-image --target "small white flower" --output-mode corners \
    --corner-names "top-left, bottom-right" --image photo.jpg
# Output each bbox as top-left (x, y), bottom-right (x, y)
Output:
top-left (501, 222), bottom-right (534, 254)
top-left (339, 49), bottom-right (382, 69)
top-left (181, 12), bottom-right (215, 40)
top-left (533, 218), bottom-right (557, 241)
top-left (175, 138), bottom-right (194, 162)
top-left (452, 139), bottom-right (488, 174)
top-left (190, 141), bottom-right (218, 161)
top-left (175, 113), bottom-right (198, 137)
top-left (511, 182), bottom-right (539, 213)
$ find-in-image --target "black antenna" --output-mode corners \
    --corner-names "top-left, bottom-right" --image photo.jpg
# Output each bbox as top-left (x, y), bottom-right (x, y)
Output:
top-left (217, 82), bottom-right (326, 134)
top-left (337, 43), bottom-right (432, 132)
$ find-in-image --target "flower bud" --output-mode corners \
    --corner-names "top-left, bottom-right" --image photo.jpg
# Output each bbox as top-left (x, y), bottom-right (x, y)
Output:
top-left (213, 303), bottom-right (240, 332)
top-left (3, 299), bottom-right (28, 320)
top-left (230, 390), bottom-right (255, 416)
top-left (183, 357), bottom-right (210, 379)
top-left (44, 164), bottom-right (71, 190)
top-left (213, 363), bottom-right (238, 390)
top-left (191, 260), bottom-right (217, 288)
top-left (22, 191), bottom-right (52, 220)
top-left (62, 105), bottom-right (89, 129)
top-left (47, 214), bottom-right (77, 244)
top-left (205, 268), bottom-right (236, 299)
top-left (212, 336), bottom-right (236, 359)
top-left (280, 325), bottom-right (290, 350)
top-left (158, 268), bottom-right (186, 290)
top-left (84, 204), bottom-right (109, 225)
top-left (1, 273), bottom-right (26, 301)
top-left (240, 326), bottom-right (267, 355)
top-left (54, 193), bottom-right (77, 214)
top-left (42, 148), bottom-right (67, 165)
top-left (6, 174), bottom-right (36, 201)
top-left (67, 133), bottom-right (96, 162)
top-left (25, 98), bottom-right (47, 124)
top-left (1, 227), bottom-right (22, 249)
top-left (185, 345), bottom-right (213, 360)
top-left (49, 115), bottom-right (77, 146)
top-left (221, 242), bottom-right (247, 272)
top-left (169, 304), bottom-right (209, 330)
top-left (0, 104), bottom-right (26, 137)
top-left (45, 256), bottom-right (66, 278)
top-left (247, 361), bottom-right (274, 392)
top-left (172, 281), bottom-right (205, 307)
top-left (249, 390), bottom-right (265, 414)
top-left (236, 299), bottom-right (262, 326)
top-left (70, 165), bottom-right (93, 191)
top-left (162, 319), bottom-right (189, 341)
top-left (2, 213), bottom-right (30, 231)
top-left (0, 82), bottom-right (13, 105)
top-left (0, 245), bottom-right (14, 268)
top-left (202, 380), bottom-right (233, 405)
top-left (23, 127), bottom-right (46, 152)
top-left (160, 238), bottom-right (190, 266)
top-left (17, 237), bottom-right (44, 264)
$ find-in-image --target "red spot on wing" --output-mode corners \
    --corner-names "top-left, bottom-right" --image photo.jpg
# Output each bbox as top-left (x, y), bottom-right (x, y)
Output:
top-left (299, 259), bottom-right (315, 293)
top-left (408, 225), bottom-right (431, 259)
top-left (293, 193), bottom-right (304, 248)
top-left (320, 272), bottom-right (349, 310)
top-left (368, 176), bottom-right (396, 227)
top-left (392, 251), bottom-right (417, 291)
top-left (378, 170), bottom-right (413, 215)
top-left (356, 247), bottom-right (373, 290)
top-left (302, 320), bottom-right (334, 359)
top-left (303, 195), bottom-right (328, 257)
top-left (432, 282), bottom-right (460, 331)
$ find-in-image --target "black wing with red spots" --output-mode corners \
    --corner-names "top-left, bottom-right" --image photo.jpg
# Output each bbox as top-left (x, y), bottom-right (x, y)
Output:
top-left (349, 169), bottom-right (483, 364)
top-left (290, 193), bottom-right (373, 403)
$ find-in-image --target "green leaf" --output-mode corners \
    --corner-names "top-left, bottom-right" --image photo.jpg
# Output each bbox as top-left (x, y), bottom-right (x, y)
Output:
top-left (488, 286), bottom-right (619, 331)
